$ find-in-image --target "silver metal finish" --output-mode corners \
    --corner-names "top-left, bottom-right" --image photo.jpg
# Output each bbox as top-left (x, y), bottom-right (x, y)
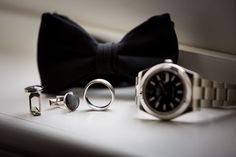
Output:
top-left (83, 79), bottom-right (115, 111)
top-left (24, 85), bottom-right (43, 116)
top-left (192, 79), bottom-right (236, 109)
top-left (136, 59), bottom-right (236, 120)
top-left (49, 92), bottom-right (79, 111)
top-left (49, 96), bottom-right (64, 106)
top-left (136, 61), bottom-right (192, 120)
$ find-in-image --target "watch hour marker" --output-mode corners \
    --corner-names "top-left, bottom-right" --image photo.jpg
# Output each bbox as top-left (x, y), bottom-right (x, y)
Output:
top-left (155, 101), bottom-right (160, 108)
top-left (175, 82), bottom-right (181, 87)
top-left (164, 72), bottom-right (169, 83)
top-left (149, 97), bottom-right (155, 102)
top-left (155, 96), bottom-right (161, 108)
top-left (156, 75), bottom-right (161, 81)
top-left (171, 75), bottom-right (175, 81)
top-left (177, 90), bottom-right (183, 94)
top-left (175, 97), bottom-right (180, 102)
top-left (163, 104), bottom-right (166, 111)
top-left (170, 102), bottom-right (174, 108)
top-left (150, 81), bottom-right (156, 86)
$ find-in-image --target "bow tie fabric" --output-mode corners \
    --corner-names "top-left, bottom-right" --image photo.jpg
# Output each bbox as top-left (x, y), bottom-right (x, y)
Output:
top-left (38, 13), bottom-right (179, 93)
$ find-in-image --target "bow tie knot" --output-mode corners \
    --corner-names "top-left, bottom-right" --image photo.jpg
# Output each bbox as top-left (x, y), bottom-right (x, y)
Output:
top-left (96, 43), bottom-right (117, 75)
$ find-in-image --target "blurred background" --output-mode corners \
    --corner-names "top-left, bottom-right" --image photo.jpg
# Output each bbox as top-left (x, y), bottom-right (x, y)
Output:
top-left (0, 0), bottom-right (235, 85)
top-left (0, 0), bottom-right (235, 55)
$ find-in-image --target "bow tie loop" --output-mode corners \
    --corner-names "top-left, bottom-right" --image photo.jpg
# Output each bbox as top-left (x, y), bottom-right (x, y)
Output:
top-left (96, 43), bottom-right (117, 75)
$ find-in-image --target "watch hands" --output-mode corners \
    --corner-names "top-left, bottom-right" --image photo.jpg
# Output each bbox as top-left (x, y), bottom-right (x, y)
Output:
top-left (157, 81), bottom-right (168, 95)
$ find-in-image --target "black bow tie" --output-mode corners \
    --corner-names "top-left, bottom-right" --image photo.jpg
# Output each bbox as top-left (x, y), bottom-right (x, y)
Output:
top-left (38, 13), bottom-right (178, 93)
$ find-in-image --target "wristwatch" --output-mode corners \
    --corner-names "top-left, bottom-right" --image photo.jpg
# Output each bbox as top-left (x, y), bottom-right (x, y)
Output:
top-left (135, 59), bottom-right (236, 120)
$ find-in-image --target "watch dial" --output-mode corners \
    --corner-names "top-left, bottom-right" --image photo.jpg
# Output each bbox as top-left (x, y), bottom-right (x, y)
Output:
top-left (144, 71), bottom-right (184, 113)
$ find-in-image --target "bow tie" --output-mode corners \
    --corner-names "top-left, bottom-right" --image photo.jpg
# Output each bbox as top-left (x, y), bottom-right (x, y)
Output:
top-left (38, 13), bottom-right (179, 93)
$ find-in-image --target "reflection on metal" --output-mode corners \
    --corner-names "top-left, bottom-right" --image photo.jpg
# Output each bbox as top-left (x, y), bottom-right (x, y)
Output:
top-left (24, 85), bottom-right (43, 116)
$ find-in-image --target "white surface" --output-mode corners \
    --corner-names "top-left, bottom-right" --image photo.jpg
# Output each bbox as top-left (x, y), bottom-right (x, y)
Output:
top-left (1, 49), bottom-right (236, 157)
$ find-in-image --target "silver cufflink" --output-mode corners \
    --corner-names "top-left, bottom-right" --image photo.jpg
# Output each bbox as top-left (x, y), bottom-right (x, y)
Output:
top-left (49, 91), bottom-right (79, 111)
top-left (24, 85), bottom-right (43, 116)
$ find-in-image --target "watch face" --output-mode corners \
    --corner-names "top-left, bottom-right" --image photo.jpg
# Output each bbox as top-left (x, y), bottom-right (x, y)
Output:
top-left (143, 70), bottom-right (184, 113)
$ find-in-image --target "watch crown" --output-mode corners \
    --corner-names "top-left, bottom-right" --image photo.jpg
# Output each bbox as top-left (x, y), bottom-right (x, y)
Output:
top-left (164, 59), bottom-right (173, 63)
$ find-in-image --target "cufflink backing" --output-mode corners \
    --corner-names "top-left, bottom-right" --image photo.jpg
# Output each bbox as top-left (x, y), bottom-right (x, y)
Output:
top-left (49, 91), bottom-right (79, 111)
top-left (24, 85), bottom-right (43, 116)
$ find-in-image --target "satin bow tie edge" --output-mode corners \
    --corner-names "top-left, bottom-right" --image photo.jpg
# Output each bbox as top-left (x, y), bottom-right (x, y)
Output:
top-left (37, 13), bottom-right (179, 93)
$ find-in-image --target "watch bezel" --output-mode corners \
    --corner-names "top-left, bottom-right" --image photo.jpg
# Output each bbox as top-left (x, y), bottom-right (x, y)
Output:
top-left (140, 62), bottom-right (192, 120)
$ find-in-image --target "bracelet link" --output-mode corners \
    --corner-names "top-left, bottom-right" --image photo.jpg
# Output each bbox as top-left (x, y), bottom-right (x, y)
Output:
top-left (198, 79), bottom-right (236, 109)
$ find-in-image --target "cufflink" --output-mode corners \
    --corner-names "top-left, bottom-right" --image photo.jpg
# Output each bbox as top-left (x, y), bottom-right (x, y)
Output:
top-left (49, 91), bottom-right (79, 111)
top-left (24, 85), bottom-right (43, 116)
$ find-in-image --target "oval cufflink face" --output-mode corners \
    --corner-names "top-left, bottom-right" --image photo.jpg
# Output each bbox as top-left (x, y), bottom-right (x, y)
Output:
top-left (65, 92), bottom-right (79, 111)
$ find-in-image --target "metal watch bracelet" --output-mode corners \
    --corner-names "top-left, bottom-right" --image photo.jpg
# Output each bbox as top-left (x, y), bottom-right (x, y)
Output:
top-left (192, 78), bottom-right (236, 109)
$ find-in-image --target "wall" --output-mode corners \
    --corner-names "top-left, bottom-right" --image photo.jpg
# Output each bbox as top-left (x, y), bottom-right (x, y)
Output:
top-left (0, 0), bottom-right (235, 54)
top-left (0, 0), bottom-right (235, 83)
